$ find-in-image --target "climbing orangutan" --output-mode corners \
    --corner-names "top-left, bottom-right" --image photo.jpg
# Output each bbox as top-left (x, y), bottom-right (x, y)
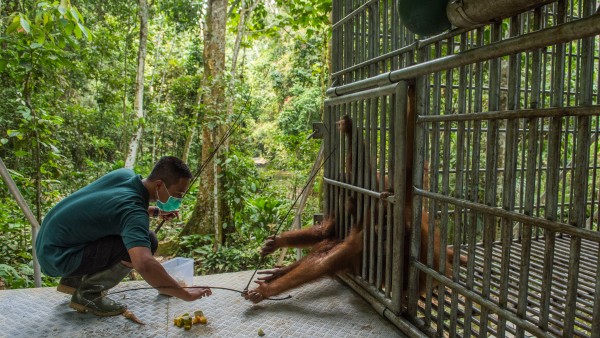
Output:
top-left (244, 86), bottom-right (466, 304)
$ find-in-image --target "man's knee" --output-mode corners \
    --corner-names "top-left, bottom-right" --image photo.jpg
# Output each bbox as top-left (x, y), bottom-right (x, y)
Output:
top-left (149, 231), bottom-right (158, 255)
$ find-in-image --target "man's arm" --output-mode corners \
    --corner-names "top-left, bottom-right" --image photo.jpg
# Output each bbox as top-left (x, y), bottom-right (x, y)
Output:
top-left (128, 246), bottom-right (211, 300)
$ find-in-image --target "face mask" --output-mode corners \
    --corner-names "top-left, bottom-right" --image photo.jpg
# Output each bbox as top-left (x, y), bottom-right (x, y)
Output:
top-left (156, 184), bottom-right (183, 212)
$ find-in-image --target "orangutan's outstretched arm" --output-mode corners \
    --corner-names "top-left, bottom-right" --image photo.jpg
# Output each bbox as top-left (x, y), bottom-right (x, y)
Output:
top-left (261, 218), bottom-right (336, 256)
top-left (246, 229), bottom-right (363, 303)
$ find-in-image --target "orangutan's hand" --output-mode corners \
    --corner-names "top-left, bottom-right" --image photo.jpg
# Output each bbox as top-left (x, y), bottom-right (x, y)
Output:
top-left (257, 266), bottom-right (288, 283)
top-left (261, 236), bottom-right (279, 257)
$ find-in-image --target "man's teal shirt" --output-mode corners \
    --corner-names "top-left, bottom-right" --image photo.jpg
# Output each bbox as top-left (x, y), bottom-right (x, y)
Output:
top-left (36, 168), bottom-right (151, 277)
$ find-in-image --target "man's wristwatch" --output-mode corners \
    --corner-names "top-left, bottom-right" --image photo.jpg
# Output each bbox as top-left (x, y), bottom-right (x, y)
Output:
top-left (153, 207), bottom-right (160, 218)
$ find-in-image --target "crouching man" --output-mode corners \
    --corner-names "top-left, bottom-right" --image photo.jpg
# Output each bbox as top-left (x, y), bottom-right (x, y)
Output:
top-left (35, 156), bottom-right (211, 316)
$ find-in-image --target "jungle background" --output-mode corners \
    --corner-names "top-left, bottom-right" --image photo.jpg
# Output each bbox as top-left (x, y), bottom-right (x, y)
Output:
top-left (0, 0), bottom-right (331, 288)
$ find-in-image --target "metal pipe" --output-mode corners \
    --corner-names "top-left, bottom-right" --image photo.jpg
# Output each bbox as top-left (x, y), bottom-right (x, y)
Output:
top-left (417, 105), bottom-right (600, 123)
top-left (447, 0), bottom-right (554, 28)
top-left (325, 83), bottom-right (399, 105)
top-left (323, 177), bottom-right (395, 202)
top-left (327, 12), bottom-right (600, 97)
top-left (0, 157), bottom-right (42, 288)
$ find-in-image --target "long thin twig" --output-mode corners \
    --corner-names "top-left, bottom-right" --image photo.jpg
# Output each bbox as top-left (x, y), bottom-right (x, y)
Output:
top-left (102, 285), bottom-right (291, 301)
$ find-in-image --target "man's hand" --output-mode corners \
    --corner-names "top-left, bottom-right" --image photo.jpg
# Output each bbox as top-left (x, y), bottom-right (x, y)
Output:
top-left (159, 209), bottom-right (179, 221)
top-left (129, 247), bottom-right (209, 301)
top-left (184, 287), bottom-right (212, 301)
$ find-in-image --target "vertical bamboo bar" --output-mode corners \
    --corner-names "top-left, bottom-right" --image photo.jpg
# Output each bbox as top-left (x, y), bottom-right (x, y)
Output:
top-left (463, 26), bottom-right (485, 338)
top-left (516, 7), bottom-right (543, 338)
top-left (359, 98), bottom-right (367, 277)
top-left (346, 0), bottom-right (354, 84)
top-left (364, 96), bottom-right (371, 279)
top-left (449, 31), bottom-right (469, 338)
top-left (560, 4), bottom-right (572, 227)
top-left (407, 45), bottom-right (427, 319)
top-left (592, 1), bottom-right (600, 333)
top-left (373, 1), bottom-right (380, 75)
top-left (326, 0), bottom-right (340, 217)
top-left (382, 0), bottom-right (388, 71)
top-left (391, 81), bottom-right (408, 314)
top-left (498, 15), bottom-right (521, 336)
top-left (478, 21), bottom-right (502, 336)
top-left (350, 100), bottom-right (358, 235)
top-left (376, 94), bottom-right (387, 289)
top-left (424, 42), bottom-right (442, 328)
top-left (334, 104), bottom-right (341, 232)
top-left (325, 104), bottom-right (332, 216)
top-left (437, 98), bottom-right (451, 338)
top-left (367, 3), bottom-right (378, 283)
top-left (564, 0), bottom-right (595, 335)
top-left (360, 2), bottom-right (366, 80)
top-left (539, 0), bottom-right (566, 330)
top-left (391, 0), bottom-right (398, 70)
top-left (349, 101), bottom-right (356, 236)
top-left (434, 35), bottom-right (454, 335)
top-left (386, 89), bottom-right (396, 300)
top-left (340, 102), bottom-right (348, 236)
top-left (368, 96), bottom-right (378, 284)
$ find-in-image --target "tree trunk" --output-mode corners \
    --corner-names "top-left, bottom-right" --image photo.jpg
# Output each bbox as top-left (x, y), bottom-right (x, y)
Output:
top-left (182, 90), bottom-right (203, 164)
top-left (219, 0), bottom-right (260, 242)
top-left (124, 0), bottom-right (149, 169)
top-left (182, 0), bottom-right (228, 246)
top-left (230, 0), bottom-right (259, 79)
top-left (181, 128), bottom-right (194, 164)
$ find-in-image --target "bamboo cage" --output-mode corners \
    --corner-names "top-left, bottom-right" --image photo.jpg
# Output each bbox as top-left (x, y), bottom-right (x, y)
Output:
top-left (324, 1), bottom-right (600, 336)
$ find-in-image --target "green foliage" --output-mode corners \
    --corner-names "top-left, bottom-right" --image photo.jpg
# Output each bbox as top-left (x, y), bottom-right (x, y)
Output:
top-left (221, 150), bottom-right (261, 216)
top-left (278, 86), bottom-right (321, 136)
top-left (0, 0), bottom-right (328, 289)
top-left (177, 233), bottom-right (276, 275)
top-left (0, 264), bottom-right (33, 289)
top-left (272, 0), bottom-right (332, 38)
top-left (195, 244), bottom-right (263, 275)
top-left (157, 0), bottom-right (203, 32)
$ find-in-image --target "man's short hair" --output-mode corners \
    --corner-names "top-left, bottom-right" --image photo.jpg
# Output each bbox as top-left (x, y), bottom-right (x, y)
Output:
top-left (148, 156), bottom-right (193, 186)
